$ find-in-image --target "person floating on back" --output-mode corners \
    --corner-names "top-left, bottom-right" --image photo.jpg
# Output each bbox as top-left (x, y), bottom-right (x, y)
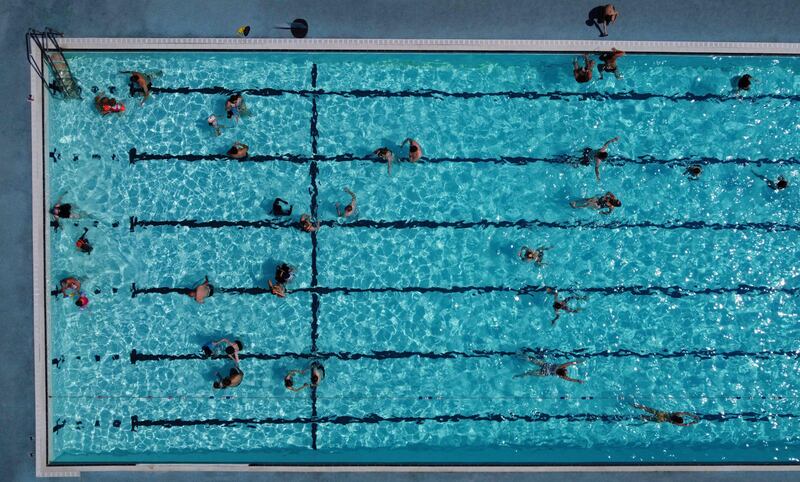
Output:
top-left (227, 141), bottom-right (249, 159)
top-left (373, 147), bottom-right (394, 176)
top-left (582, 136), bottom-right (619, 180)
top-left (401, 138), bottom-right (423, 162)
top-left (573, 53), bottom-right (595, 83)
top-left (336, 187), bottom-right (357, 218)
top-left (598, 48), bottom-right (625, 80)
top-left (632, 403), bottom-right (700, 426)
top-left (518, 245), bottom-right (551, 266)
top-left (213, 366), bottom-right (244, 389)
top-left (271, 198), bottom-right (293, 216)
top-left (188, 276), bottom-right (214, 304)
top-left (684, 165), bottom-right (702, 180)
top-left (514, 357), bottom-right (584, 383)
top-left (75, 228), bottom-right (93, 254)
top-left (547, 288), bottom-right (586, 324)
top-left (752, 170), bottom-right (788, 191)
top-left (570, 191), bottom-right (621, 215)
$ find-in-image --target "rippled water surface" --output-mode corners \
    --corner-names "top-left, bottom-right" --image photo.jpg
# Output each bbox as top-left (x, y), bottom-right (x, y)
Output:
top-left (46, 52), bottom-right (800, 464)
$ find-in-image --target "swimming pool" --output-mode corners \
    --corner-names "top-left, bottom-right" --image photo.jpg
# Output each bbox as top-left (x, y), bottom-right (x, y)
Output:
top-left (38, 45), bottom-right (800, 468)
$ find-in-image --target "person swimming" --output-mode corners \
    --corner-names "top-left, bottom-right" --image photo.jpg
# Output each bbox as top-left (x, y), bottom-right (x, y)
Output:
top-left (268, 279), bottom-right (286, 298)
top-left (737, 74), bottom-right (753, 92)
top-left (284, 369), bottom-right (309, 392)
top-left (275, 263), bottom-right (294, 284)
top-left (588, 136), bottom-right (619, 180)
top-left (75, 292), bottom-right (89, 310)
top-left (514, 357), bottom-right (584, 383)
top-left (188, 276), bottom-right (214, 304)
top-left (126, 71), bottom-right (153, 105)
top-left (752, 170), bottom-right (788, 191)
top-left (49, 193), bottom-right (82, 229)
top-left (299, 214), bottom-right (320, 232)
top-left (598, 48), bottom-right (625, 79)
top-left (75, 228), bottom-right (93, 254)
top-left (207, 114), bottom-right (222, 136)
top-left (632, 403), bottom-right (700, 426)
top-left (271, 198), bottom-right (293, 216)
top-left (227, 141), bottom-right (249, 159)
top-left (547, 288), bottom-right (586, 324)
top-left (225, 94), bottom-right (246, 122)
top-left (59, 277), bottom-right (81, 297)
top-left (336, 187), bottom-right (357, 218)
top-left (518, 245), bottom-right (550, 266)
top-left (310, 361), bottom-right (325, 387)
top-left (573, 53), bottom-right (595, 83)
top-left (401, 138), bottom-right (423, 162)
top-left (569, 192), bottom-right (621, 215)
top-left (684, 165), bottom-right (702, 180)
top-left (373, 147), bottom-right (394, 175)
top-left (213, 366), bottom-right (244, 389)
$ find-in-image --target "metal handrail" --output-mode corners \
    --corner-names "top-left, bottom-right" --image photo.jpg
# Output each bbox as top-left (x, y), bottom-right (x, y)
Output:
top-left (26, 28), bottom-right (82, 99)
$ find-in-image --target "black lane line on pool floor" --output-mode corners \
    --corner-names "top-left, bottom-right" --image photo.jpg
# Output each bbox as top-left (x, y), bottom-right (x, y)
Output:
top-left (127, 148), bottom-right (800, 167)
top-left (128, 347), bottom-right (800, 364)
top-left (129, 283), bottom-right (799, 299)
top-left (128, 216), bottom-right (800, 233)
top-left (148, 85), bottom-right (800, 104)
top-left (129, 410), bottom-right (800, 431)
top-left (309, 63), bottom-right (320, 450)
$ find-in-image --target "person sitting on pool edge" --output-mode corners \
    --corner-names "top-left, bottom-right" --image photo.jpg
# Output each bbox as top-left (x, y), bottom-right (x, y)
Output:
top-left (268, 279), bottom-right (286, 298)
top-left (188, 276), bottom-right (214, 304)
top-left (213, 366), bottom-right (244, 389)
top-left (401, 138), bottom-right (423, 162)
top-left (598, 48), bottom-right (625, 79)
top-left (752, 170), bottom-right (788, 191)
top-left (514, 357), bottom-right (584, 383)
top-left (299, 213), bottom-right (320, 232)
top-left (271, 197), bottom-right (293, 216)
top-left (632, 403), bottom-right (700, 426)
top-left (336, 187), bottom-right (357, 218)
top-left (227, 141), bottom-right (249, 159)
top-left (518, 245), bottom-right (550, 266)
top-left (284, 369), bottom-right (309, 392)
top-left (573, 53), bottom-right (595, 83)
top-left (547, 288), bottom-right (586, 325)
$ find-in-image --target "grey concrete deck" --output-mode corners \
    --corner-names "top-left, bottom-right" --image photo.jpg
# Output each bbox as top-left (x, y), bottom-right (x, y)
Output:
top-left (3, 0), bottom-right (800, 480)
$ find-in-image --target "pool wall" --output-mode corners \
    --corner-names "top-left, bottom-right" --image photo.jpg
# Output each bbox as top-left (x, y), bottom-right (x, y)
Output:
top-left (31, 36), bottom-right (800, 477)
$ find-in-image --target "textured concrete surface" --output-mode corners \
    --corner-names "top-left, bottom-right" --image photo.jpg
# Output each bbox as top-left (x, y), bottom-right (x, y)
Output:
top-left (2, 0), bottom-right (800, 480)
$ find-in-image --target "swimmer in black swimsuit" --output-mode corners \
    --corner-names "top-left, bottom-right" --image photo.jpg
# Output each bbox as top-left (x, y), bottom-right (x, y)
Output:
top-left (75, 228), bottom-right (93, 254)
top-left (752, 170), bottom-right (788, 191)
top-left (547, 288), bottom-right (586, 325)
top-left (271, 198), bottom-right (293, 216)
top-left (570, 192), bottom-right (621, 215)
top-left (515, 357), bottom-right (584, 383)
top-left (684, 165), bottom-right (702, 180)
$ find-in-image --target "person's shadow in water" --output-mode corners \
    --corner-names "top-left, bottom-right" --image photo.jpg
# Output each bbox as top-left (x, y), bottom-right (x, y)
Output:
top-left (586, 6), bottom-right (606, 36)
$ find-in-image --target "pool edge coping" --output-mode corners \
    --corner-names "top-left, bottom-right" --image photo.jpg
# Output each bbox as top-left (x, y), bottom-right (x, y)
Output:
top-left (32, 36), bottom-right (800, 477)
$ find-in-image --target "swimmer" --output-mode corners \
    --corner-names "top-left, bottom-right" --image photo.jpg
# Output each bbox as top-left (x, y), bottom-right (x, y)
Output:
top-left (310, 361), bottom-right (326, 387)
top-left (570, 192), bottom-right (621, 215)
top-left (75, 292), bottom-right (90, 310)
top-left (518, 245), bottom-right (551, 266)
top-left (271, 198), bottom-right (293, 216)
top-left (737, 74), bottom-right (753, 93)
top-left (275, 263), bottom-right (294, 284)
top-left (573, 53), bottom-right (595, 83)
top-left (268, 279), bottom-right (286, 298)
top-left (373, 147), bottom-right (394, 176)
top-left (94, 93), bottom-right (125, 116)
top-left (598, 48), bottom-right (625, 80)
top-left (632, 403), bottom-right (700, 426)
top-left (49, 193), bottom-right (81, 229)
top-left (207, 114), bottom-right (222, 136)
top-left (752, 170), bottom-right (788, 191)
top-left (299, 214), bottom-right (320, 232)
top-left (227, 141), bottom-right (249, 159)
top-left (547, 288), bottom-right (586, 325)
top-left (336, 187), bottom-right (357, 218)
top-left (75, 228), bottom-right (93, 254)
top-left (401, 138), bottom-right (423, 162)
top-left (127, 71), bottom-right (152, 105)
top-left (59, 277), bottom-right (81, 297)
top-left (188, 276), bottom-right (214, 304)
top-left (684, 165), bottom-right (702, 180)
top-left (514, 357), bottom-right (584, 383)
top-left (225, 94), bottom-right (246, 122)
top-left (598, 4), bottom-right (619, 37)
top-left (213, 366), bottom-right (244, 389)
top-left (591, 136), bottom-right (620, 180)
top-left (284, 369), bottom-right (309, 392)
top-left (210, 338), bottom-right (244, 364)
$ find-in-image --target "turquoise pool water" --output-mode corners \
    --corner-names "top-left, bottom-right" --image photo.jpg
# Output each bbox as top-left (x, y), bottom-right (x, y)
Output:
top-left (45, 51), bottom-right (800, 465)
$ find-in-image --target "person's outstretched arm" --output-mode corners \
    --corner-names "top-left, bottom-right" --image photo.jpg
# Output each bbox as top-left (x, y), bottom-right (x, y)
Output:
top-left (595, 158), bottom-right (602, 180)
top-left (633, 403), bottom-right (657, 414)
top-left (513, 369), bottom-right (541, 378)
top-left (560, 374), bottom-right (584, 383)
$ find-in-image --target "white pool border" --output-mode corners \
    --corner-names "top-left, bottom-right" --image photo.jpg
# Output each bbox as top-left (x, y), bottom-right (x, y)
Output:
top-left (31, 36), bottom-right (800, 478)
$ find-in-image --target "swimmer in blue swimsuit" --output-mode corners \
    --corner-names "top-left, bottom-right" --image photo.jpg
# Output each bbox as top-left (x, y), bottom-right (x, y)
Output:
top-left (514, 357), bottom-right (584, 383)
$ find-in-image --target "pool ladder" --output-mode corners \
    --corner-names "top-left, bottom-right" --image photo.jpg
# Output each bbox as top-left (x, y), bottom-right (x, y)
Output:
top-left (26, 28), bottom-right (82, 100)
